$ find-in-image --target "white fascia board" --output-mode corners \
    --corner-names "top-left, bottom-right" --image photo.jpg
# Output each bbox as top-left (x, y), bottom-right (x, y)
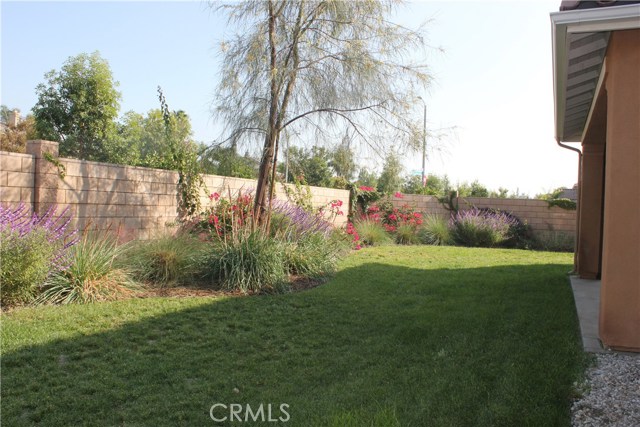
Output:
top-left (550, 4), bottom-right (640, 31)
top-left (550, 4), bottom-right (640, 142)
top-left (551, 17), bottom-right (569, 141)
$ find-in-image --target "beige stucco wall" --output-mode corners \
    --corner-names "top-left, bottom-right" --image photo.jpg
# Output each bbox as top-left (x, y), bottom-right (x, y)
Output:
top-left (598, 29), bottom-right (640, 352)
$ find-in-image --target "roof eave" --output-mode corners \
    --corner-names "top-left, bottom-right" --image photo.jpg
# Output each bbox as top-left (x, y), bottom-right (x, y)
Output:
top-left (551, 4), bottom-right (640, 143)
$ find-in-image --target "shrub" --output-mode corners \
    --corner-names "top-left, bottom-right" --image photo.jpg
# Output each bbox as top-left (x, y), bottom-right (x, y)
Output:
top-left (194, 192), bottom-right (348, 290)
top-left (450, 208), bottom-right (517, 248)
top-left (214, 231), bottom-right (288, 294)
top-left (124, 233), bottom-right (209, 286)
top-left (36, 229), bottom-right (137, 305)
top-left (192, 189), bottom-right (254, 242)
top-left (418, 214), bottom-right (451, 246)
top-left (0, 204), bottom-right (77, 306)
top-left (355, 220), bottom-right (393, 246)
top-left (271, 200), bottom-right (333, 240)
top-left (351, 185), bottom-right (382, 216)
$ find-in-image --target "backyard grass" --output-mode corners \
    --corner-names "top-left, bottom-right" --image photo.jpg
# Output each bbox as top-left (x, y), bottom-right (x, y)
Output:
top-left (1, 246), bottom-right (588, 426)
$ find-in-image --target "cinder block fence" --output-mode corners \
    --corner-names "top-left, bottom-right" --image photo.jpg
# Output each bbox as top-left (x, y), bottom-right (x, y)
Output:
top-left (1, 140), bottom-right (575, 242)
top-left (0, 141), bottom-right (350, 240)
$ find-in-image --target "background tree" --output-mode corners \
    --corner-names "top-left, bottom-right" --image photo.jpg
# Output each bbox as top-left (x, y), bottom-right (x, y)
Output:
top-left (357, 168), bottom-right (379, 188)
top-left (199, 145), bottom-right (258, 178)
top-left (0, 106), bottom-right (37, 153)
top-left (117, 109), bottom-right (194, 169)
top-left (489, 187), bottom-right (509, 198)
top-left (457, 180), bottom-right (489, 198)
top-left (214, 0), bottom-right (432, 225)
top-left (1, 105), bottom-right (14, 124)
top-left (329, 136), bottom-right (356, 181)
top-left (32, 51), bottom-right (121, 161)
top-left (283, 145), bottom-right (332, 187)
top-left (403, 173), bottom-right (450, 196)
top-left (377, 152), bottom-right (404, 194)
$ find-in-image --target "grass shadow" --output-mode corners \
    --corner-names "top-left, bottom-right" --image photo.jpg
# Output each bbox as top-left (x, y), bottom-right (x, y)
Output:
top-left (2, 254), bottom-right (587, 426)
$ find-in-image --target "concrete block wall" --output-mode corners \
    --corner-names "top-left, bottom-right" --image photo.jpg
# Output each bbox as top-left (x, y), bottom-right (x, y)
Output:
top-left (0, 151), bottom-right (35, 210)
top-left (388, 194), bottom-right (576, 237)
top-left (1, 141), bottom-right (350, 240)
top-left (463, 197), bottom-right (576, 234)
top-left (56, 157), bottom-right (180, 240)
top-left (199, 175), bottom-right (349, 226)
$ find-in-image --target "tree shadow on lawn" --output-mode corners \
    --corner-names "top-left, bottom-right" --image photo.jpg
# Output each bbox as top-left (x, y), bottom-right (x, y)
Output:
top-left (2, 262), bottom-right (588, 427)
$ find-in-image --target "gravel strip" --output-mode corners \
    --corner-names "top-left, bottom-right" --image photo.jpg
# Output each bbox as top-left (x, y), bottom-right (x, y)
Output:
top-left (572, 353), bottom-right (640, 427)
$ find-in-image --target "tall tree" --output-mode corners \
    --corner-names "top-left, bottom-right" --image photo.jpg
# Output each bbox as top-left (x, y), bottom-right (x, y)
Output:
top-left (377, 151), bottom-right (404, 194)
top-left (117, 109), bottom-right (194, 169)
top-left (357, 167), bottom-right (379, 188)
top-left (199, 145), bottom-right (258, 178)
top-left (329, 136), bottom-right (356, 181)
top-left (32, 51), bottom-right (121, 161)
top-left (284, 145), bottom-right (332, 186)
top-left (214, 0), bottom-right (431, 225)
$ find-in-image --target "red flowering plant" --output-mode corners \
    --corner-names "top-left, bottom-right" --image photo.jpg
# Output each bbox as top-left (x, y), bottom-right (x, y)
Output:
top-left (349, 184), bottom-right (382, 219)
top-left (359, 196), bottom-right (424, 237)
top-left (344, 221), bottom-right (362, 250)
top-left (195, 189), bottom-right (254, 241)
top-left (317, 199), bottom-right (345, 223)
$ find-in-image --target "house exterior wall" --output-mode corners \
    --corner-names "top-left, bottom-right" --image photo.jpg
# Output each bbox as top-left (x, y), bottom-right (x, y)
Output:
top-left (599, 29), bottom-right (640, 351)
top-left (577, 129), bottom-right (606, 279)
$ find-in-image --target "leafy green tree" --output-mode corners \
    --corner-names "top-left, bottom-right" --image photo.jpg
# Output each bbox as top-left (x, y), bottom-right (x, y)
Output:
top-left (214, 0), bottom-right (432, 224)
top-left (357, 168), bottom-right (378, 188)
top-left (284, 145), bottom-right (332, 187)
top-left (115, 108), bottom-right (195, 169)
top-left (199, 145), bottom-right (257, 178)
top-left (377, 152), bottom-right (404, 194)
top-left (403, 174), bottom-right (450, 196)
top-left (457, 180), bottom-right (489, 197)
top-left (536, 187), bottom-right (564, 200)
top-left (489, 187), bottom-right (510, 198)
top-left (329, 137), bottom-right (356, 181)
top-left (32, 51), bottom-right (121, 161)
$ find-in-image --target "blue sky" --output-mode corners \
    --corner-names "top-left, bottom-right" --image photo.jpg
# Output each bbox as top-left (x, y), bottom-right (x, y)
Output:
top-left (1, 0), bottom-right (577, 196)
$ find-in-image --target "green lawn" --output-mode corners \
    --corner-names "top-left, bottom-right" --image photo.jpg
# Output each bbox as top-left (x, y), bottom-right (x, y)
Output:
top-left (1, 246), bottom-right (588, 426)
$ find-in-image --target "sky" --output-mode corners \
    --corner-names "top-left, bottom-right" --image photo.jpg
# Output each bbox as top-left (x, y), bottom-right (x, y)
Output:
top-left (1, 0), bottom-right (579, 197)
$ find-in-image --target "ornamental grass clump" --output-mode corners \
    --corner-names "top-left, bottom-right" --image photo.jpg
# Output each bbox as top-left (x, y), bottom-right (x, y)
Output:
top-left (418, 214), bottom-right (451, 246)
top-left (450, 208), bottom-right (517, 248)
top-left (395, 223), bottom-right (421, 245)
top-left (0, 204), bottom-right (77, 306)
top-left (354, 219), bottom-right (393, 246)
top-left (36, 229), bottom-right (137, 305)
top-left (124, 233), bottom-right (209, 287)
top-left (194, 192), bottom-right (349, 292)
top-left (283, 232), bottom-right (349, 278)
top-left (214, 231), bottom-right (288, 294)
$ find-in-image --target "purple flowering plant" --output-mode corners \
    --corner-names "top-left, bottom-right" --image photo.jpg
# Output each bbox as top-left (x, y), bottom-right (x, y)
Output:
top-left (1, 203), bottom-right (78, 305)
top-left (450, 208), bottom-right (517, 248)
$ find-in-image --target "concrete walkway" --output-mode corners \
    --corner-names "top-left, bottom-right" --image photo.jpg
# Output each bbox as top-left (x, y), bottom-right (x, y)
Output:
top-left (569, 276), bottom-right (605, 353)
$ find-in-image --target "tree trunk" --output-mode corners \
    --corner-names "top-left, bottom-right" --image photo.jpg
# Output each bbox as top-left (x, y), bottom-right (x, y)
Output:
top-left (253, 0), bottom-right (280, 227)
